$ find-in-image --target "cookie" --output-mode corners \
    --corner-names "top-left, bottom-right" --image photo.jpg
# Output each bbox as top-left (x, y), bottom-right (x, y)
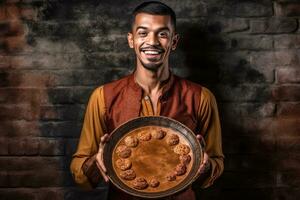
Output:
top-left (179, 154), bottom-right (191, 165)
top-left (138, 131), bottom-right (151, 141)
top-left (116, 145), bottom-right (132, 158)
top-left (133, 177), bottom-right (148, 190)
top-left (152, 129), bottom-right (166, 139)
top-left (174, 144), bottom-right (190, 155)
top-left (120, 169), bottom-right (136, 180)
top-left (175, 163), bottom-right (187, 176)
top-left (149, 177), bottom-right (160, 188)
top-left (116, 158), bottom-right (132, 171)
top-left (124, 135), bottom-right (139, 147)
top-left (166, 134), bottom-right (179, 146)
top-left (166, 172), bottom-right (176, 181)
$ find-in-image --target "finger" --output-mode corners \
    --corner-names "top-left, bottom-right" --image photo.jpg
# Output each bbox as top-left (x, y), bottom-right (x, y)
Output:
top-left (196, 134), bottom-right (206, 148)
top-left (101, 134), bottom-right (110, 143)
top-left (96, 161), bottom-right (109, 182)
top-left (98, 148), bottom-right (107, 173)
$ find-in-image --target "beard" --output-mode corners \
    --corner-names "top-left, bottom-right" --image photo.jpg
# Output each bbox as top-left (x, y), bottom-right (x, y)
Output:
top-left (138, 56), bottom-right (163, 71)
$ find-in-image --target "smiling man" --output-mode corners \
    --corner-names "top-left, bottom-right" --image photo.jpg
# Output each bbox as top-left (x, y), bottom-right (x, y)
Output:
top-left (70, 1), bottom-right (224, 200)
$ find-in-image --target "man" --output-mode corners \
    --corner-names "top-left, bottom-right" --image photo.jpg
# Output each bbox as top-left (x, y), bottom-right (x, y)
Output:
top-left (70, 1), bottom-right (224, 199)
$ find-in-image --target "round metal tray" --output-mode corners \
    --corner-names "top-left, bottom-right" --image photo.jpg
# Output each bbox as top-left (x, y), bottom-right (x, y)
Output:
top-left (103, 116), bottom-right (203, 198)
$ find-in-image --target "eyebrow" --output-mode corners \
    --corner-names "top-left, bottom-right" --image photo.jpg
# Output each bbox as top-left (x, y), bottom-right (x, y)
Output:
top-left (135, 26), bottom-right (171, 32)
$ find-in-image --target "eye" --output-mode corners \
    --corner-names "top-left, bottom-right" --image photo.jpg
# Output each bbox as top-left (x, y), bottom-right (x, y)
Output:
top-left (158, 32), bottom-right (168, 38)
top-left (138, 31), bottom-right (147, 37)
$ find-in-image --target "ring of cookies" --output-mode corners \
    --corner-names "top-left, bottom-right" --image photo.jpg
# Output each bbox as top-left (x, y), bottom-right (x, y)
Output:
top-left (113, 127), bottom-right (192, 191)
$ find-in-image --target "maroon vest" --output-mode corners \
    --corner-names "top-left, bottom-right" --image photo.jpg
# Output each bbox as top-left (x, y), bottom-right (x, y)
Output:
top-left (103, 73), bottom-right (202, 135)
top-left (103, 73), bottom-right (201, 200)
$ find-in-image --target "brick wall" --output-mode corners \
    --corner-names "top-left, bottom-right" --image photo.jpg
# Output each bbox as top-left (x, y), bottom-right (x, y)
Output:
top-left (0, 0), bottom-right (299, 199)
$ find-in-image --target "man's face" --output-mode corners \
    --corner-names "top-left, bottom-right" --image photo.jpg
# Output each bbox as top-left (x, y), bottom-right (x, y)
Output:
top-left (128, 13), bottom-right (179, 71)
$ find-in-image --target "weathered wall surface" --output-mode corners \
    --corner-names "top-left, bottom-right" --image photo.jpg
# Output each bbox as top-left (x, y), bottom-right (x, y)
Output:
top-left (0, 0), bottom-right (299, 199)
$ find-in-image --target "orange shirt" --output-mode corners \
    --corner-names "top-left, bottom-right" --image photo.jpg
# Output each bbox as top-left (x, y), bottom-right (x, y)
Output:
top-left (70, 85), bottom-right (224, 189)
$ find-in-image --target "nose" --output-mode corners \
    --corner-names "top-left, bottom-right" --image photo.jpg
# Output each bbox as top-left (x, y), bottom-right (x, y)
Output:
top-left (147, 32), bottom-right (159, 46)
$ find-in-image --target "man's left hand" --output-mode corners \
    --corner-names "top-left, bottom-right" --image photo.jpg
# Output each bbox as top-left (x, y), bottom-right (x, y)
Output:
top-left (195, 135), bottom-right (211, 177)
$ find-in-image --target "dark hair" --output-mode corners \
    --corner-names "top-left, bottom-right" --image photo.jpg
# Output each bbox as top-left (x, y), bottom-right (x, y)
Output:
top-left (131, 1), bottom-right (176, 31)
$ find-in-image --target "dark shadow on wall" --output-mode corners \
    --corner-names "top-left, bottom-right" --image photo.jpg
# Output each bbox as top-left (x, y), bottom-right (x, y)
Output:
top-left (177, 23), bottom-right (275, 199)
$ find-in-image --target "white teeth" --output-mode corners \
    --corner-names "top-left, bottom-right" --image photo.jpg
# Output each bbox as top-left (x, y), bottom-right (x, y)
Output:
top-left (144, 51), bottom-right (160, 55)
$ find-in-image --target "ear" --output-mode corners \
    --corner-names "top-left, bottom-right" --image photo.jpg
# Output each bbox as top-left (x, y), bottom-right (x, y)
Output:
top-left (171, 33), bottom-right (179, 51)
top-left (127, 32), bottom-right (134, 48)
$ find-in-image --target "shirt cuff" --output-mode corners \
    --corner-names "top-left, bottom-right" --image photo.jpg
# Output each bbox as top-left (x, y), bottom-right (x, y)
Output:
top-left (82, 154), bottom-right (102, 187)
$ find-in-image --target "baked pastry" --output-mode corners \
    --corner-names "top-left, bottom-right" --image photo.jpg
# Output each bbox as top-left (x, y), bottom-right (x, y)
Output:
top-left (116, 158), bottom-right (132, 171)
top-left (166, 172), bottom-right (176, 181)
top-left (138, 131), bottom-right (151, 141)
top-left (174, 144), bottom-right (190, 155)
top-left (116, 145), bottom-right (132, 158)
top-left (120, 169), bottom-right (136, 180)
top-left (152, 129), bottom-right (166, 139)
top-left (166, 134), bottom-right (180, 146)
top-left (133, 177), bottom-right (148, 190)
top-left (149, 177), bottom-right (160, 188)
top-left (175, 163), bottom-right (187, 176)
top-left (124, 135), bottom-right (139, 147)
top-left (179, 154), bottom-right (191, 165)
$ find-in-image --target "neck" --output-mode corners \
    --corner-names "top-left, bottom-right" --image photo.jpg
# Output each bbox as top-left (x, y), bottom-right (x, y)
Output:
top-left (134, 63), bottom-right (170, 95)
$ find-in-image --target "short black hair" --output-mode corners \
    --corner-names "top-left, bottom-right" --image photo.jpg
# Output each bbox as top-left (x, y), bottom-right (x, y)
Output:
top-left (131, 1), bottom-right (176, 31)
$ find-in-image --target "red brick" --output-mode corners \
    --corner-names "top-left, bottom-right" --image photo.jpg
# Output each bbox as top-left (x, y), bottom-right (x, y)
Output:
top-left (7, 20), bottom-right (25, 36)
top-left (0, 88), bottom-right (49, 104)
top-left (272, 85), bottom-right (300, 101)
top-left (0, 138), bottom-right (9, 155)
top-left (276, 136), bottom-right (300, 153)
top-left (251, 51), bottom-right (299, 69)
top-left (277, 171), bottom-right (300, 187)
top-left (277, 68), bottom-right (300, 83)
top-left (5, 35), bottom-right (26, 52)
top-left (222, 117), bottom-right (273, 137)
top-left (276, 154), bottom-right (300, 171)
top-left (6, 170), bottom-right (66, 187)
top-left (215, 84), bottom-right (272, 102)
top-left (275, 2), bottom-right (300, 16)
top-left (5, 4), bottom-right (20, 20)
top-left (0, 156), bottom-right (65, 171)
top-left (207, 18), bottom-right (249, 33)
top-left (0, 120), bottom-right (40, 137)
top-left (220, 102), bottom-right (275, 119)
top-left (272, 118), bottom-right (300, 137)
top-left (230, 35), bottom-right (273, 50)
top-left (0, 188), bottom-right (63, 200)
top-left (0, 55), bottom-right (11, 68)
top-left (20, 6), bottom-right (38, 21)
top-left (251, 18), bottom-right (298, 33)
top-left (39, 138), bottom-right (65, 156)
top-left (8, 137), bottom-right (39, 155)
top-left (277, 102), bottom-right (300, 117)
top-left (39, 121), bottom-right (81, 138)
top-left (0, 105), bottom-right (39, 120)
top-left (40, 105), bottom-right (84, 121)
top-left (274, 35), bottom-right (300, 49)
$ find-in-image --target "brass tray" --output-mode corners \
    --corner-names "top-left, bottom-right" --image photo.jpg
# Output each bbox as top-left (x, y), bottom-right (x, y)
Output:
top-left (103, 116), bottom-right (203, 198)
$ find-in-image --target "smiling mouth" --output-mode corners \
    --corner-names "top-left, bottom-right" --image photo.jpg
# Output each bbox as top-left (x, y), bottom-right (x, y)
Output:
top-left (141, 47), bottom-right (164, 55)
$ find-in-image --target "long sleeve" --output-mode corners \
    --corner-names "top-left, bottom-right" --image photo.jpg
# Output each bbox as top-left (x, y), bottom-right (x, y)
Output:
top-left (196, 87), bottom-right (224, 188)
top-left (70, 86), bottom-right (107, 189)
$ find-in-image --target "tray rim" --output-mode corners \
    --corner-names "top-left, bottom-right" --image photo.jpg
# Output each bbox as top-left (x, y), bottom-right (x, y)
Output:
top-left (103, 116), bottom-right (203, 199)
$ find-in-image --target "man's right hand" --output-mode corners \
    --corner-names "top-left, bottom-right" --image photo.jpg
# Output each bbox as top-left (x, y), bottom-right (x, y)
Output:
top-left (95, 134), bottom-right (110, 182)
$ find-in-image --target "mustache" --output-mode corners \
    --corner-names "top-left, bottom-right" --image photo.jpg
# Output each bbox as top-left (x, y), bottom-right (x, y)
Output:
top-left (140, 46), bottom-right (165, 52)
